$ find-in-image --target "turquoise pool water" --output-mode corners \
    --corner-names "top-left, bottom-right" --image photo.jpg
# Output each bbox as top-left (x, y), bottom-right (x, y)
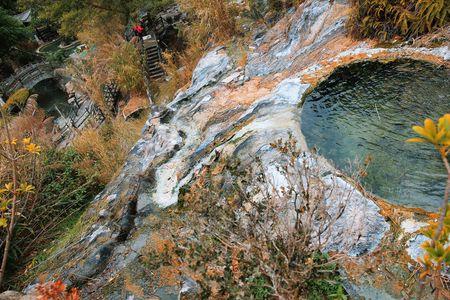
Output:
top-left (38, 39), bottom-right (80, 55)
top-left (301, 60), bottom-right (450, 211)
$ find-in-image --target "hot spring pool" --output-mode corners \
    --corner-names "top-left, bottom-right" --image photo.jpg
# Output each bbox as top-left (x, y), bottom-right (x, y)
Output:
top-left (301, 59), bottom-right (450, 211)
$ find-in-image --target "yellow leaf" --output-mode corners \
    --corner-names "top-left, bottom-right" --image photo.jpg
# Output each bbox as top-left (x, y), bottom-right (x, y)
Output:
top-left (22, 137), bottom-right (31, 145)
top-left (4, 183), bottom-right (13, 192)
top-left (0, 200), bottom-right (9, 212)
top-left (406, 137), bottom-right (426, 143)
top-left (25, 143), bottom-right (41, 154)
top-left (419, 270), bottom-right (429, 280)
top-left (424, 118), bottom-right (437, 137)
top-left (19, 183), bottom-right (34, 193)
top-left (0, 218), bottom-right (7, 228)
top-left (436, 129), bottom-right (447, 143)
top-left (438, 114), bottom-right (450, 131)
top-left (412, 126), bottom-right (433, 141)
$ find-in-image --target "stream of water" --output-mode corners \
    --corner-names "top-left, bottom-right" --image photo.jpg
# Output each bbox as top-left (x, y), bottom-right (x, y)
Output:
top-left (301, 59), bottom-right (450, 211)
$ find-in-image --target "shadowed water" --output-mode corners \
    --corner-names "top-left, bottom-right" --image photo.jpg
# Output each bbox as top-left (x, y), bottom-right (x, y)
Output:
top-left (32, 78), bottom-right (72, 118)
top-left (301, 60), bottom-right (450, 211)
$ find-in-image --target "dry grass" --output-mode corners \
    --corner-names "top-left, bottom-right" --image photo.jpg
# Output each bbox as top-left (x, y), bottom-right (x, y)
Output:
top-left (156, 45), bottom-right (204, 103)
top-left (69, 17), bottom-right (145, 117)
top-left (3, 88), bottom-right (30, 112)
top-left (72, 116), bottom-right (146, 184)
top-left (156, 0), bottom-right (242, 103)
top-left (177, 0), bottom-right (239, 43)
top-left (3, 97), bottom-right (54, 147)
top-left (348, 0), bottom-right (449, 41)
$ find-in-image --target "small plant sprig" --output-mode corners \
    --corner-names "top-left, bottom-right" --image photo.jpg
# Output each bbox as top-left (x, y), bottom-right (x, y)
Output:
top-left (407, 114), bottom-right (450, 298)
top-left (36, 280), bottom-right (79, 300)
top-left (0, 108), bottom-right (41, 288)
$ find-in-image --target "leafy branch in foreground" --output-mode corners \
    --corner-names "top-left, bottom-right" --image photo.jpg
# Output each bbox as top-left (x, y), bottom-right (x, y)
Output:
top-left (0, 108), bottom-right (41, 288)
top-left (407, 114), bottom-right (450, 299)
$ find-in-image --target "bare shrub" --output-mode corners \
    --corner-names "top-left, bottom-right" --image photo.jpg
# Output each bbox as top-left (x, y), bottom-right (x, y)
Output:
top-left (7, 98), bottom-right (54, 148)
top-left (143, 138), bottom-right (350, 298)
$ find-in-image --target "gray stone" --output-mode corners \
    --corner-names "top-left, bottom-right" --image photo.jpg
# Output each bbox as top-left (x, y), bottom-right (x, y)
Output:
top-left (106, 194), bottom-right (117, 202)
top-left (321, 175), bottom-right (389, 256)
top-left (179, 277), bottom-right (200, 299)
top-left (169, 47), bottom-right (230, 107)
top-left (87, 225), bottom-right (111, 244)
top-left (98, 209), bottom-right (109, 218)
top-left (221, 71), bottom-right (242, 84)
top-left (401, 218), bottom-right (428, 234)
top-left (406, 234), bottom-right (429, 262)
top-left (68, 241), bottom-right (115, 287)
top-left (0, 291), bottom-right (23, 300)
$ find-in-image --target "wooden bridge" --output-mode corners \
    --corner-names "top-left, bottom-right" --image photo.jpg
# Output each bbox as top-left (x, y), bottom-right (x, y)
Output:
top-left (0, 62), bottom-right (55, 96)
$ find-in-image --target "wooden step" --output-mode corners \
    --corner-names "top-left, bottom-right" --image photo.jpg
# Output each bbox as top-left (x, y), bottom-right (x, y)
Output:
top-left (148, 64), bottom-right (163, 70)
top-left (145, 46), bottom-right (159, 52)
top-left (149, 73), bottom-right (165, 79)
top-left (148, 71), bottom-right (164, 77)
top-left (147, 59), bottom-right (161, 65)
top-left (148, 67), bottom-right (164, 72)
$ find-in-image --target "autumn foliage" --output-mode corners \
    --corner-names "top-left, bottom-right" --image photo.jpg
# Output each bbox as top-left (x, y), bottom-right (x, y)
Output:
top-left (407, 114), bottom-right (450, 298)
top-left (37, 280), bottom-right (79, 300)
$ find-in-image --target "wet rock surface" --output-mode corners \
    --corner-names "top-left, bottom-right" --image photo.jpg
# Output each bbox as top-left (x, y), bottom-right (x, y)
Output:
top-left (29, 0), bottom-right (450, 298)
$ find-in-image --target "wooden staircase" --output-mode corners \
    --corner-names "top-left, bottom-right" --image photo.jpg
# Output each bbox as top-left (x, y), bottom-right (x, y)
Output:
top-left (35, 25), bottom-right (58, 43)
top-left (143, 35), bottom-right (165, 80)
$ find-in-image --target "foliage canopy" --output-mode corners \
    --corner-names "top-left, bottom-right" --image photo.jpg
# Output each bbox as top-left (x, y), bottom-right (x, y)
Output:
top-left (0, 8), bottom-right (30, 57)
top-left (18, 0), bottom-right (177, 38)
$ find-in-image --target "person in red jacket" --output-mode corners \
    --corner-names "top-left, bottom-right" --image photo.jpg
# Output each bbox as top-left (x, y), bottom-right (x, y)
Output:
top-left (132, 24), bottom-right (144, 38)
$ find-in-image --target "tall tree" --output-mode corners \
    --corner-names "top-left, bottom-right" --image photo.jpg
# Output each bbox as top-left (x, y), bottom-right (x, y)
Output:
top-left (0, 8), bottom-right (30, 58)
top-left (19, 0), bottom-right (146, 37)
top-left (0, 0), bottom-right (17, 12)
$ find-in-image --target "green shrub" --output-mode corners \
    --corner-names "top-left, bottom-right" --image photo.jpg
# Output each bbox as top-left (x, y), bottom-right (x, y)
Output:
top-left (248, 0), bottom-right (304, 20)
top-left (5, 147), bottom-right (104, 288)
top-left (44, 49), bottom-right (67, 65)
top-left (40, 148), bottom-right (103, 208)
top-left (4, 88), bottom-right (29, 111)
top-left (348, 0), bottom-right (449, 41)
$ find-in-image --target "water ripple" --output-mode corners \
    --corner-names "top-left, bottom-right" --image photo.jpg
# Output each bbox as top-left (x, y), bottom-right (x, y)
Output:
top-left (301, 59), bottom-right (450, 211)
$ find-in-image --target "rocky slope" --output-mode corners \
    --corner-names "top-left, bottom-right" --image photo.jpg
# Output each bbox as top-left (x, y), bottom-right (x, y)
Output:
top-left (15, 0), bottom-right (449, 299)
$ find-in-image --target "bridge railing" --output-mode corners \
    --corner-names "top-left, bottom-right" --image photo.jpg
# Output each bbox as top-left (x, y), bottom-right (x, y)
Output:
top-left (0, 62), bottom-right (55, 96)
